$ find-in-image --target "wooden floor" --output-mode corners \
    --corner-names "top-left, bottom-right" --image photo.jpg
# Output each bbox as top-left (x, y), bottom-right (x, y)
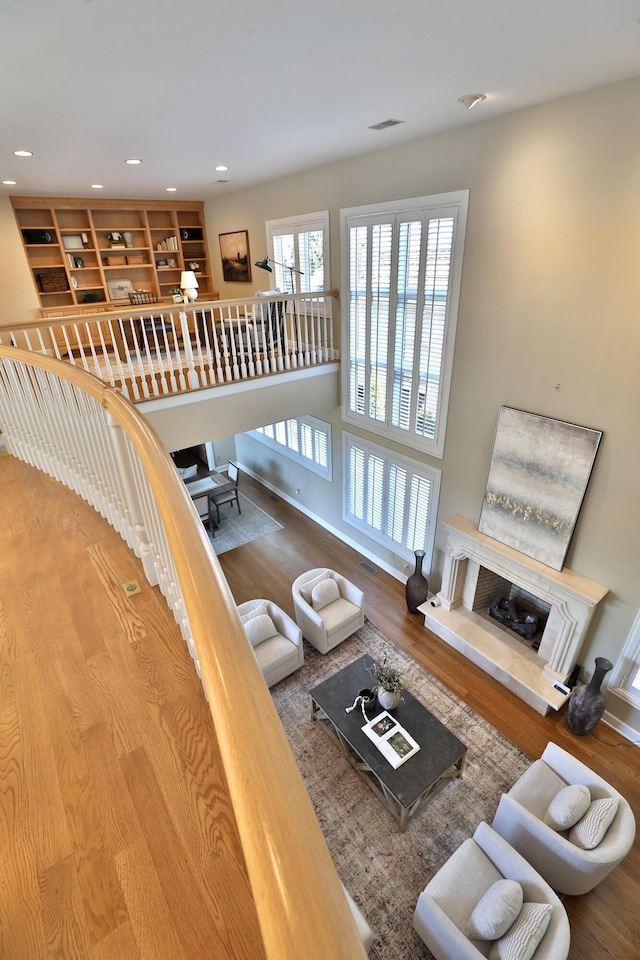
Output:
top-left (2, 454), bottom-right (639, 959)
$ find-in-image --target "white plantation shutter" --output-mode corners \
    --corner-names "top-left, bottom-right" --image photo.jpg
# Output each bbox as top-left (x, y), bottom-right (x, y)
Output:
top-left (250, 416), bottom-right (332, 481)
top-left (349, 443), bottom-right (365, 520)
top-left (267, 212), bottom-right (329, 293)
top-left (342, 192), bottom-right (468, 458)
top-left (343, 432), bottom-right (440, 564)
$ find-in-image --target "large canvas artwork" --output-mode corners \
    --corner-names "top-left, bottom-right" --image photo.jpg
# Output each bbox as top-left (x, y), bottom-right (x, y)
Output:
top-left (478, 407), bottom-right (602, 571)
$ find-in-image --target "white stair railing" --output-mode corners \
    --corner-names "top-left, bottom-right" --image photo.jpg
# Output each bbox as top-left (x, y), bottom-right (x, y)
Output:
top-left (0, 290), bottom-right (339, 401)
top-left (0, 344), bottom-right (365, 960)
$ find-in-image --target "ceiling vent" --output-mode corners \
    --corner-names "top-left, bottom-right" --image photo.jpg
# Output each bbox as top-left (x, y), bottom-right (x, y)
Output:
top-left (368, 118), bottom-right (404, 131)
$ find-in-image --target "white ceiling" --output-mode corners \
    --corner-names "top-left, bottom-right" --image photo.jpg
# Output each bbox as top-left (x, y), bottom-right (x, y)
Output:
top-left (2, 0), bottom-right (640, 201)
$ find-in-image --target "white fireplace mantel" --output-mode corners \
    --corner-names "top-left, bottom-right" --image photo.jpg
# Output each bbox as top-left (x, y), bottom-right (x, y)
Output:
top-left (422, 515), bottom-right (608, 715)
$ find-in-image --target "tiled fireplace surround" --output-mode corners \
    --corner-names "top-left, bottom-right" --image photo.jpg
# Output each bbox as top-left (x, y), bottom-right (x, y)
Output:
top-left (421, 516), bottom-right (608, 715)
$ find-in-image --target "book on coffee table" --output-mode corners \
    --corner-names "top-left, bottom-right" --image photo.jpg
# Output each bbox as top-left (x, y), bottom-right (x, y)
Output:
top-left (362, 711), bottom-right (421, 769)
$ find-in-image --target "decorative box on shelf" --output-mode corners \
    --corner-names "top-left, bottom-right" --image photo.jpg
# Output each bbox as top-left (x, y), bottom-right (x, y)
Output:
top-left (126, 255), bottom-right (145, 265)
top-left (37, 271), bottom-right (69, 293)
top-left (107, 256), bottom-right (127, 266)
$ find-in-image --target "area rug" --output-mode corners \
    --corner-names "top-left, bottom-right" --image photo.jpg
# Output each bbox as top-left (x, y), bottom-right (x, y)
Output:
top-left (207, 493), bottom-right (282, 554)
top-left (271, 619), bottom-right (531, 960)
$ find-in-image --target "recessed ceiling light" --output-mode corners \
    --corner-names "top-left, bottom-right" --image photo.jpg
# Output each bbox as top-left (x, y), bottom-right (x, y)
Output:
top-left (213, 179), bottom-right (229, 184)
top-left (124, 158), bottom-right (142, 165)
top-left (166, 186), bottom-right (177, 192)
top-left (458, 94), bottom-right (487, 110)
top-left (214, 164), bottom-right (229, 172)
top-left (91, 183), bottom-right (104, 189)
top-left (14, 149), bottom-right (33, 157)
top-left (2, 179), bottom-right (17, 185)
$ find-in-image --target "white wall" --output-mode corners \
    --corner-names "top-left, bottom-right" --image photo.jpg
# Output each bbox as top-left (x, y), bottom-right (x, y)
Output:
top-left (204, 76), bottom-right (640, 732)
top-left (0, 196), bottom-right (42, 324)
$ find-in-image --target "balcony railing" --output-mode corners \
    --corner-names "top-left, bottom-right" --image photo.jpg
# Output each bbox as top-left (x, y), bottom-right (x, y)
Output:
top-left (0, 344), bottom-right (364, 960)
top-left (0, 290), bottom-right (339, 402)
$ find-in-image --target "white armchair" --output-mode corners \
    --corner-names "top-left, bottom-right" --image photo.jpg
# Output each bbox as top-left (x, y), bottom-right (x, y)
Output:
top-left (492, 741), bottom-right (636, 895)
top-left (237, 599), bottom-right (304, 688)
top-left (291, 568), bottom-right (364, 654)
top-left (413, 821), bottom-right (570, 960)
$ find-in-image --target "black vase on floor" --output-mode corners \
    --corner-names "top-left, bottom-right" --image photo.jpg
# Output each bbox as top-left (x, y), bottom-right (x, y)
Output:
top-left (406, 549), bottom-right (429, 614)
top-left (566, 657), bottom-right (613, 736)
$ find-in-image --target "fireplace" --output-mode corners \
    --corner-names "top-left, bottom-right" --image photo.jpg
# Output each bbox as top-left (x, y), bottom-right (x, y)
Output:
top-left (421, 516), bottom-right (608, 715)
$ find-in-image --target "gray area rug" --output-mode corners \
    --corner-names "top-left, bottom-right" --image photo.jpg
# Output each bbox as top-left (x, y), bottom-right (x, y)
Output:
top-left (271, 619), bottom-right (531, 960)
top-left (207, 493), bottom-right (282, 554)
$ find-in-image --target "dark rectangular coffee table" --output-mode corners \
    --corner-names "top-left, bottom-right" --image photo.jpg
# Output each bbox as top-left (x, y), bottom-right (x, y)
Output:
top-left (309, 655), bottom-right (467, 832)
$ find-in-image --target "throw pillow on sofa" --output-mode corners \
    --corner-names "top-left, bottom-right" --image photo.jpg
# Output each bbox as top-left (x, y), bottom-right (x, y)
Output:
top-left (569, 796), bottom-right (619, 850)
top-left (488, 901), bottom-right (553, 960)
top-left (244, 613), bottom-right (278, 647)
top-left (467, 879), bottom-right (524, 941)
top-left (311, 578), bottom-right (341, 611)
top-left (543, 783), bottom-right (591, 831)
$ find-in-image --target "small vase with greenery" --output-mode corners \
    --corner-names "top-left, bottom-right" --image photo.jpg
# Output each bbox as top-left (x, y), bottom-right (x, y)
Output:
top-left (369, 657), bottom-right (403, 710)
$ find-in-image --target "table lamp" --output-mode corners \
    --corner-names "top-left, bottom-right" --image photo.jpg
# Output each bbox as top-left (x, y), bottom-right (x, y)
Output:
top-left (180, 270), bottom-right (199, 302)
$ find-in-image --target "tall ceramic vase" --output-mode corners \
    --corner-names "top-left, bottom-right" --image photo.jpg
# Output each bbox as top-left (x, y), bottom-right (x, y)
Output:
top-left (406, 549), bottom-right (428, 614)
top-left (566, 657), bottom-right (613, 736)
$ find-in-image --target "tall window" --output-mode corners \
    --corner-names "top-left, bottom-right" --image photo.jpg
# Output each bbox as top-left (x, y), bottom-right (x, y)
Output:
top-left (266, 211), bottom-right (329, 294)
top-left (609, 609), bottom-right (640, 712)
top-left (341, 191), bottom-right (468, 458)
top-left (249, 416), bottom-right (332, 481)
top-left (343, 431), bottom-right (440, 565)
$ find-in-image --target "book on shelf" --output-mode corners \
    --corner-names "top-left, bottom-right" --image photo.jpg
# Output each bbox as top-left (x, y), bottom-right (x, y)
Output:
top-left (361, 711), bottom-right (420, 769)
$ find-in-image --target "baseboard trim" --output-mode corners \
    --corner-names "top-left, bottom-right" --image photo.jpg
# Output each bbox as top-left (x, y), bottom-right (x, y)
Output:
top-left (238, 463), bottom-right (406, 584)
top-left (601, 709), bottom-right (640, 746)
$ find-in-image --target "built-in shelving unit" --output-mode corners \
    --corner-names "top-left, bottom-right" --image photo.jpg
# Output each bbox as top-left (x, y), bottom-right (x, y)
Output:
top-left (12, 197), bottom-right (216, 316)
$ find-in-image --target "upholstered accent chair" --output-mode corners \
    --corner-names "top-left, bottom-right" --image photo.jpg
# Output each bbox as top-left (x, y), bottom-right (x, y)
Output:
top-left (413, 821), bottom-right (570, 960)
top-left (291, 568), bottom-right (364, 654)
top-left (237, 599), bottom-right (304, 688)
top-left (492, 741), bottom-right (636, 896)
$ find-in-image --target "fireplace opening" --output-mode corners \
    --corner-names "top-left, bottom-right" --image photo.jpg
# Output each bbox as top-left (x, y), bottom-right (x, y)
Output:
top-left (472, 566), bottom-right (551, 653)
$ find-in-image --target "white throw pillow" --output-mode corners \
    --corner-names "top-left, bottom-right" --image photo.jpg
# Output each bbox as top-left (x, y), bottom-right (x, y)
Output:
top-left (299, 570), bottom-right (330, 605)
top-left (311, 578), bottom-right (341, 611)
top-left (240, 601), bottom-right (269, 625)
top-left (488, 902), bottom-right (553, 960)
top-left (543, 783), bottom-right (591, 831)
top-left (467, 879), bottom-right (524, 941)
top-left (569, 796), bottom-right (619, 850)
top-left (243, 613), bottom-right (278, 647)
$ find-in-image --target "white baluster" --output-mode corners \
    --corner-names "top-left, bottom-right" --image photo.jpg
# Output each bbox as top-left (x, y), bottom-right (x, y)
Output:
top-left (106, 410), bottom-right (158, 586)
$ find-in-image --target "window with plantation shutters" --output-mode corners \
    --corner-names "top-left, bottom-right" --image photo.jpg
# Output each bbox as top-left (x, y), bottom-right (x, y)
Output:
top-left (343, 432), bottom-right (441, 564)
top-left (341, 192), bottom-right (468, 458)
top-left (608, 609), bottom-right (640, 712)
top-left (249, 416), bottom-right (332, 480)
top-left (265, 211), bottom-right (329, 294)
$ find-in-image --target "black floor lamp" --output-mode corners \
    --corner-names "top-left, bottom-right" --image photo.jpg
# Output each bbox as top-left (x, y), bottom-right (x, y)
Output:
top-left (254, 256), bottom-right (304, 356)
top-left (254, 256), bottom-right (303, 295)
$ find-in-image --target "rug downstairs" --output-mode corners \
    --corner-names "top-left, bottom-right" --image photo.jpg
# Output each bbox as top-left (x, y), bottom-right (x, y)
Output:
top-left (271, 619), bottom-right (531, 960)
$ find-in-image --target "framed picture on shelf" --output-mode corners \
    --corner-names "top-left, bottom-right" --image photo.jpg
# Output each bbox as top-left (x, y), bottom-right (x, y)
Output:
top-left (62, 234), bottom-right (85, 250)
top-left (106, 277), bottom-right (134, 301)
top-left (219, 230), bottom-right (251, 283)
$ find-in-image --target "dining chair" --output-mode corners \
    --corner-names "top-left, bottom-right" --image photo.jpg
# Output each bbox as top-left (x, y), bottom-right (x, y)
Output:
top-left (209, 461), bottom-right (241, 523)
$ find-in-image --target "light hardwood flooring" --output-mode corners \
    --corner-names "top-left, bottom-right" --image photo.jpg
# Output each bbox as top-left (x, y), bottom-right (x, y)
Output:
top-left (2, 453), bottom-right (639, 958)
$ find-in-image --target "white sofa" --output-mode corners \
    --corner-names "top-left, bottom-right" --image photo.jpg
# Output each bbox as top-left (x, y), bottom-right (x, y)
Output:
top-left (492, 741), bottom-right (636, 895)
top-left (237, 599), bottom-right (304, 688)
top-left (291, 568), bottom-right (364, 654)
top-left (413, 821), bottom-right (570, 960)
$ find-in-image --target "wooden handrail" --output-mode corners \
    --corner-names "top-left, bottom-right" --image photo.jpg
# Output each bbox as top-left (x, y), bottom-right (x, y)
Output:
top-left (0, 289), bottom-right (340, 333)
top-left (0, 344), bottom-right (366, 960)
